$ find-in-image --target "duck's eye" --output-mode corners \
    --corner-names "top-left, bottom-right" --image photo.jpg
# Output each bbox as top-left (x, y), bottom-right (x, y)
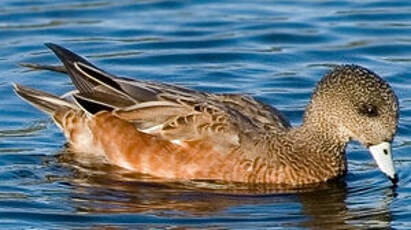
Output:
top-left (358, 104), bottom-right (378, 117)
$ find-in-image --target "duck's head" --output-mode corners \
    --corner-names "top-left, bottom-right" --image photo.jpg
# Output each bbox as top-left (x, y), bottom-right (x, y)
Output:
top-left (304, 65), bottom-right (399, 184)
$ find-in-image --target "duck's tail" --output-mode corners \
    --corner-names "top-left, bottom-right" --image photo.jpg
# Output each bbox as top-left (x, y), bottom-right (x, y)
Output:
top-left (19, 63), bottom-right (67, 73)
top-left (12, 83), bottom-right (76, 116)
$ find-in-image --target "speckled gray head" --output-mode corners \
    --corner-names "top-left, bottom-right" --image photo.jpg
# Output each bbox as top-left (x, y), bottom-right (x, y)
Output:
top-left (304, 65), bottom-right (399, 183)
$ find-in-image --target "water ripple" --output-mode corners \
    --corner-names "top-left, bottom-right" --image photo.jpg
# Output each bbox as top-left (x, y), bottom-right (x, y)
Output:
top-left (1, 0), bottom-right (411, 229)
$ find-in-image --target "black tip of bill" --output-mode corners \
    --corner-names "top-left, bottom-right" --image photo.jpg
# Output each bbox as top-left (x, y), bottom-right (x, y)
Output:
top-left (389, 173), bottom-right (399, 185)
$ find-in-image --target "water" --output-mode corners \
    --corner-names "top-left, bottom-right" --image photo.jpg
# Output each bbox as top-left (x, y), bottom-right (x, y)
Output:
top-left (1, 0), bottom-right (411, 229)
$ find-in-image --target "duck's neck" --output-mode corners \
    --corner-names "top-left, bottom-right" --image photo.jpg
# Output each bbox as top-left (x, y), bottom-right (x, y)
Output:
top-left (278, 121), bottom-right (348, 184)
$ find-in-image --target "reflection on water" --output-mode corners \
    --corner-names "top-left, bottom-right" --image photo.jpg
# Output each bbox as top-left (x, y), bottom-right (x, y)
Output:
top-left (2, 0), bottom-right (411, 229)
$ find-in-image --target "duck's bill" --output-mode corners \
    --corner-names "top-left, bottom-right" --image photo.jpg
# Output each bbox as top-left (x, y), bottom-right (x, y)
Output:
top-left (369, 141), bottom-right (398, 184)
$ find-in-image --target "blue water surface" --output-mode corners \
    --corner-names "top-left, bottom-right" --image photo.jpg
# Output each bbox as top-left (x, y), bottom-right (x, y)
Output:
top-left (1, 0), bottom-right (411, 229)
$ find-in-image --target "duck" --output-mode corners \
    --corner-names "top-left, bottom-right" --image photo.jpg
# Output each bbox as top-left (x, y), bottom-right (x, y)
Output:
top-left (13, 43), bottom-right (399, 186)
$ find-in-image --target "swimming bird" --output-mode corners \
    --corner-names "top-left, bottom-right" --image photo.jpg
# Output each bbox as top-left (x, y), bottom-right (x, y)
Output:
top-left (14, 43), bottom-right (399, 186)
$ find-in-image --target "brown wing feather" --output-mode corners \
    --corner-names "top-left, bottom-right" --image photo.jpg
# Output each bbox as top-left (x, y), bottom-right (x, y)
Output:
top-left (211, 94), bottom-right (291, 131)
top-left (113, 98), bottom-right (241, 150)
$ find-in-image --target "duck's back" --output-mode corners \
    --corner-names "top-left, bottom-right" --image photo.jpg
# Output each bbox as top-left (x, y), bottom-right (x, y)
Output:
top-left (210, 93), bottom-right (291, 132)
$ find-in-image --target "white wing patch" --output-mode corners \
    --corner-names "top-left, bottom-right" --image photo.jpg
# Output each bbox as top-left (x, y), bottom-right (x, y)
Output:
top-left (138, 124), bottom-right (164, 134)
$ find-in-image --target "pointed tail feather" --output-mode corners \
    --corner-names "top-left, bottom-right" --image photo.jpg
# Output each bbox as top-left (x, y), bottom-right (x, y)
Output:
top-left (45, 43), bottom-right (98, 94)
top-left (13, 83), bottom-right (76, 115)
top-left (19, 63), bottom-right (67, 73)
top-left (44, 43), bottom-right (137, 103)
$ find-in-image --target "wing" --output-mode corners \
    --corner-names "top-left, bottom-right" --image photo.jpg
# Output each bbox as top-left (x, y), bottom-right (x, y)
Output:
top-left (32, 43), bottom-right (290, 151)
top-left (210, 94), bottom-right (291, 132)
